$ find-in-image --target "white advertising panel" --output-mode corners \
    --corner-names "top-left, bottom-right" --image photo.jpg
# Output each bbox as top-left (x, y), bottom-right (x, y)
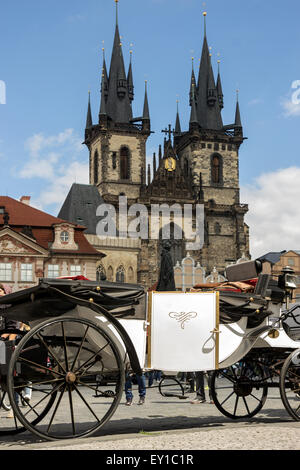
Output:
top-left (149, 292), bottom-right (218, 372)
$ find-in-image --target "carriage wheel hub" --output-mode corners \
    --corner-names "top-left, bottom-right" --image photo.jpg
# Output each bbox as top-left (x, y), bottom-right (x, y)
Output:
top-left (65, 372), bottom-right (77, 384)
top-left (234, 378), bottom-right (252, 397)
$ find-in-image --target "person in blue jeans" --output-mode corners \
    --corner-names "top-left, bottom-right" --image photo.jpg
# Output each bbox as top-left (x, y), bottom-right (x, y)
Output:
top-left (125, 372), bottom-right (146, 406)
top-left (148, 370), bottom-right (162, 387)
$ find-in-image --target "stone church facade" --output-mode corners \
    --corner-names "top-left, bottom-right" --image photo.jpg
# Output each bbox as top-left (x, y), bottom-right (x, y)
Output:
top-left (62, 3), bottom-right (250, 290)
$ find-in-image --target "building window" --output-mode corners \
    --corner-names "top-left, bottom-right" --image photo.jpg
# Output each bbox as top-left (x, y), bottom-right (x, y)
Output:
top-left (60, 231), bottom-right (69, 243)
top-left (112, 152), bottom-right (117, 170)
top-left (48, 264), bottom-right (60, 278)
top-left (211, 154), bottom-right (223, 185)
top-left (21, 264), bottom-right (33, 282)
top-left (94, 150), bottom-right (99, 184)
top-left (0, 263), bottom-right (12, 281)
top-left (96, 264), bottom-right (106, 282)
top-left (288, 258), bottom-right (295, 266)
top-left (120, 147), bottom-right (130, 180)
top-left (70, 265), bottom-right (82, 276)
top-left (116, 266), bottom-right (125, 283)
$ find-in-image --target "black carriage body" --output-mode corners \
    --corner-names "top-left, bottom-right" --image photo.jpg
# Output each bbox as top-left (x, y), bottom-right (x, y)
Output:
top-left (0, 278), bottom-right (146, 376)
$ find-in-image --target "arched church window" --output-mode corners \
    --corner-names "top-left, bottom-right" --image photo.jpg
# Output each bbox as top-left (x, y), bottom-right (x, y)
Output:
top-left (94, 150), bottom-right (99, 184)
top-left (211, 154), bottom-right (222, 185)
top-left (96, 264), bottom-right (106, 282)
top-left (116, 265), bottom-right (125, 283)
top-left (120, 147), bottom-right (130, 180)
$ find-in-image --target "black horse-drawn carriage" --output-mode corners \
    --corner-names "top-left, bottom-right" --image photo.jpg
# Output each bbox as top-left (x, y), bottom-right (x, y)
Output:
top-left (0, 261), bottom-right (299, 441)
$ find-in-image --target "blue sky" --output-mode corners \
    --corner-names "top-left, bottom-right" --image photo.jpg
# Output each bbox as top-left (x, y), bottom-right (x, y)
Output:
top-left (1, 0), bottom-right (300, 258)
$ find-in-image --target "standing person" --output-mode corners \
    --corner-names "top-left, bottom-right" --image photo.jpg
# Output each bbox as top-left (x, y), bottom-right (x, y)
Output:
top-left (190, 371), bottom-right (214, 404)
top-left (125, 372), bottom-right (146, 406)
top-left (0, 285), bottom-right (31, 417)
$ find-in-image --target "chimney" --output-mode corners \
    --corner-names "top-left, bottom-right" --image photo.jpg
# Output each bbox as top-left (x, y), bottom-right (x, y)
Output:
top-left (20, 196), bottom-right (31, 206)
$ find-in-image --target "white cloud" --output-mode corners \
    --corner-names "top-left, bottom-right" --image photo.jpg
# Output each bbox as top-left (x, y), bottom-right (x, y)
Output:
top-left (18, 129), bottom-right (88, 213)
top-left (241, 167), bottom-right (300, 259)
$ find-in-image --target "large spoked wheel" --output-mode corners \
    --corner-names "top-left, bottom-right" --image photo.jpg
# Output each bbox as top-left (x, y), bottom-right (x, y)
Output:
top-left (211, 358), bottom-right (268, 419)
top-left (280, 349), bottom-right (300, 421)
top-left (7, 316), bottom-right (125, 441)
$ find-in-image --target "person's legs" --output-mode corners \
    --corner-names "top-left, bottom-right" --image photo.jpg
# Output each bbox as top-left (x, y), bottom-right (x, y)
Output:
top-left (125, 374), bottom-right (133, 405)
top-left (191, 371), bottom-right (206, 403)
top-left (148, 371), bottom-right (154, 387)
top-left (137, 374), bottom-right (146, 405)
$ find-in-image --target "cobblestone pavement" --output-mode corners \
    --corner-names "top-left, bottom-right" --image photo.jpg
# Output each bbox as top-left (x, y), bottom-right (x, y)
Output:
top-left (0, 381), bottom-right (299, 450)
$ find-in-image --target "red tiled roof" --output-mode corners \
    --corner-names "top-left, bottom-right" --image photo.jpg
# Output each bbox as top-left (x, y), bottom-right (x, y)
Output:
top-left (0, 196), bottom-right (68, 227)
top-left (0, 196), bottom-right (102, 256)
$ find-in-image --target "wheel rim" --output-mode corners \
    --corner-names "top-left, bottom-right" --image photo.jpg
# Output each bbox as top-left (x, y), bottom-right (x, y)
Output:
top-left (280, 350), bottom-right (300, 421)
top-left (7, 317), bottom-right (124, 441)
top-left (211, 360), bottom-right (268, 419)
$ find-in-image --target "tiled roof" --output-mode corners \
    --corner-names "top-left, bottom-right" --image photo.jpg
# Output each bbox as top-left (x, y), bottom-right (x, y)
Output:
top-left (0, 196), bottom-right (68, 227)
top-left (0, 196), bottom-right (101, 256)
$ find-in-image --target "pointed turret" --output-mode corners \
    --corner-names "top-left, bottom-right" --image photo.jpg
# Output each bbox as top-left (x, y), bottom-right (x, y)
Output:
top-left (196, 12), bottom-right (223, 130)
top-left (142, 80), bottom-right (150, 132)
top-left (216, 60), bottom-right (224, 109)
top-left (190, 84), bottom-right (199, 130)
top-left (234, 91), bottom-right (243, 136)
top-left (127, 51), bottom-right (134, 102)
top-left (189, 58), bottom-right (197, 106)
top-left (86, 91), bottom-right (93, 130)
top-left (174, 101), bottom-right (182, 136)
top-left (105, 0), bottom-right (133, 123)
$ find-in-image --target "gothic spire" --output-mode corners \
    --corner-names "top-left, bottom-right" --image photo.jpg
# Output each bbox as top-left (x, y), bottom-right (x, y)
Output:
top-left (235, 91), bottom-right (242, 127)
top-left (196, 12), bottom-right (223, 130)
top-left (105, 0), bottom-right (133, 123)
top-left (86, 91), bottom-right (93, 129)
top-left (216, 60), bottom-right (224, 109)
top-left (127, 50), bottom-right (134, 102)
top-left (190, 84), bottom-right (199, 129)
top-left (143, 80), bottom-right (150, 120)
top-left (174, 101), bottom-right (182, 136)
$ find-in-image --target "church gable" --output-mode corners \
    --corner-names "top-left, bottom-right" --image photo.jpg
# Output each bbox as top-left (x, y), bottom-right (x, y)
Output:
top-left (0, 229), bottom-right (48, 257)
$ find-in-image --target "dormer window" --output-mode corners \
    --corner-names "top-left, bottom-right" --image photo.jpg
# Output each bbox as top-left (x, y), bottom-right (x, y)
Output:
top-left (60, 231), bottom-right (69, 243)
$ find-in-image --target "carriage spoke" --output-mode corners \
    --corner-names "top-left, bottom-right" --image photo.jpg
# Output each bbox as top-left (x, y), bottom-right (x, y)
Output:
top-left (242, 396), bottom-right (250, 415)
top-left (61, 322), bottom-right (70, 372)
top-left (47, 384), bottom-right (67, 434)
top-left (36, 332), bottom-right (67, 374)
top-left (67, 385), bottom-right (76, 435)
top-left (74, 342), bottom-right (110, 375)
top-left (23, 382), bottom-right (64, 419)
top-left (17, 356), bottom-right (65, 377)
top-left (233, 395), bottom-right (239, 416)
top-left (70, 326), bottom-right (90, 372)
top-left (220, 390), bottom-right (235, 407)
top-left (72, 383), bottom-right (101, 422)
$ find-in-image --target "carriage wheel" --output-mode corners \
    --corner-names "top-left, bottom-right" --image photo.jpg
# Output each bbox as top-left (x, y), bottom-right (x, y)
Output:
top-left (280, 349), bottom-right (300, 421)
top-left (158, 376), bottom-right (185, 398)
top-left (211, 358), bottom-right (268, 419)
top-left (7, 317), bottom-right (125, 441)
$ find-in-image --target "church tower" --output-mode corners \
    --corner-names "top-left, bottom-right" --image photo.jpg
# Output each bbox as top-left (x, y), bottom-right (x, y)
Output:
top-left (84, 0), bottom-right (151, 206)
top-left (174, 11), bottom-right (250, 273)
